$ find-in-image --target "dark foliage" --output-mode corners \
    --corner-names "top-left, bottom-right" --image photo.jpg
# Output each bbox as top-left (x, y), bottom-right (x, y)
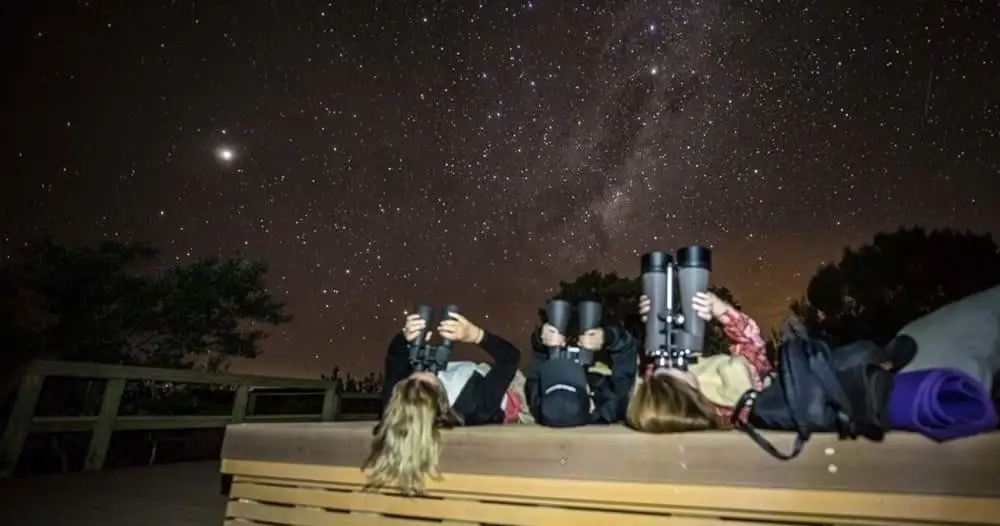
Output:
top-left (790, 227), bottom-right (1000, 346)
top-left (0, 238), bottom-right (292, 399)
top-left (323, 366), bottom-right (382, 393)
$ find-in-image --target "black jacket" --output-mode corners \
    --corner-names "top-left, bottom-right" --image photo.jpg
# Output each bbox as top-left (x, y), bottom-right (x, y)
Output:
top-left (378, 331), bottom-right (521, 425)
top-left (525, 326), bottom-right (638, 424)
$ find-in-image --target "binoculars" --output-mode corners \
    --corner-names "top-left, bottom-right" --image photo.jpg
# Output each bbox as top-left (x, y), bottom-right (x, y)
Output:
top-left (641, 246), bottom-right (712, 371)
top-left (408, 304), bottom-right (460, 373)
top-left (544, 299), bottom-right (603, 366)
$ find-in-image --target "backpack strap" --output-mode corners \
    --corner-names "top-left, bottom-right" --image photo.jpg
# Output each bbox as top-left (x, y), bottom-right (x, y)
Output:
top-left (731, 334), bottom-right (856, 459)
top-left (732, 390), bottom-right (806, 460)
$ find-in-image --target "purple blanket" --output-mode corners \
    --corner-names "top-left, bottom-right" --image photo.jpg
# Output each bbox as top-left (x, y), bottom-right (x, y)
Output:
top-left (889, 368), bottom-right (998, 441)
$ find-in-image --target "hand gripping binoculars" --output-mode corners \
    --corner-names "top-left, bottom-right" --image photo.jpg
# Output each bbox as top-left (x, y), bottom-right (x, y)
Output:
top-left (408, 304), bottom-right (460, 373)
top-left (545, 299), bottom-right (603, 366)
top-left (641, 246), bottom-right (712, 371)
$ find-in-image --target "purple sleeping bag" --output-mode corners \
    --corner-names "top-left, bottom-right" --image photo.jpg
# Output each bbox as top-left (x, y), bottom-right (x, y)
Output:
top-left (889, 368), bottom-right (998, 441)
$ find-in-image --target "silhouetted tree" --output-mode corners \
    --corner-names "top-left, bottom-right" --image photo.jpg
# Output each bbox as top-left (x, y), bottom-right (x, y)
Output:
top-left (323, 367), bottom-right (345, 388)
top-left (322, 367), bottom-right (382, 393)
top-left (538, 270), bottom-right (744, 357)
top-left (790, 227), bottom-right (1000, 346)
top-left (1, 239), bottom-right (292, 381)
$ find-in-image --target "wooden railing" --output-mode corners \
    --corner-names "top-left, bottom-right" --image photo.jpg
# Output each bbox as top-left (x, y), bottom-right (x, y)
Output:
top-left (0, 360), bottom-right (381, 477)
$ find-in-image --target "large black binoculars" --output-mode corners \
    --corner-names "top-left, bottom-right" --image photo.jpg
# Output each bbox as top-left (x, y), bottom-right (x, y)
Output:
top-left (408, 304), bottom-right (460, 373)
top-left (641, 246), bottom-right (712, 371)
top-left (545, 299), bottom-right (602, 366)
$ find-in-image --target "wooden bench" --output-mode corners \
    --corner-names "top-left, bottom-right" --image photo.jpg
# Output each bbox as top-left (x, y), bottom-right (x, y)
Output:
top-left (220, 422), bottom-right (1000, 525)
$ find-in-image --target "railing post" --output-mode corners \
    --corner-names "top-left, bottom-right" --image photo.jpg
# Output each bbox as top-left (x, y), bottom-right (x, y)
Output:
top-left (246, 390), bottom-right (258, 416)
top-left (84, 377), bottom-right (125, 471)
top-left (0, 366), bottom-right (45, 478)
top-left (231, 384), bottom-right (250, 424)
top-left (321, 387), bottom-right (339, 422)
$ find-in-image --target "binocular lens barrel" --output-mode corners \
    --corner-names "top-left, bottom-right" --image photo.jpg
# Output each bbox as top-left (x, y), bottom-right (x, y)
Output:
top-left (440, 305), bottom-right (460, 349)
top-left (641, 252), bottom-right (671, 352)
top-left (577, 301), bottom-right (602, 332)
top-left (677, 248), bottom-right (711, 350)
top-left (546, 300), bottom-right (572, 334)
top-left (413, 304), bottom-right (434, 347)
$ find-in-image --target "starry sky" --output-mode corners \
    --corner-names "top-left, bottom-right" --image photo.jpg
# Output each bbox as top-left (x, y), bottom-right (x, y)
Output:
top-left (3, 1), bottom-right (998, 378)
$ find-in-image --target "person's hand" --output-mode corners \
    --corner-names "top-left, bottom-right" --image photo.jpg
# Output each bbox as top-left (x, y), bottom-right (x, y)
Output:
top-left (540, 323), bottom-right (566, 348)
top-left (638, 294), bottom-right (651, 323)
top-left (692, 291), bottom-right (733, 321)
top-left (402, 314), bottom-right (431, 343)
top-left (578, 328), bottom-right (604, 351)
top-left (437, 312), bottom-right (484, 344)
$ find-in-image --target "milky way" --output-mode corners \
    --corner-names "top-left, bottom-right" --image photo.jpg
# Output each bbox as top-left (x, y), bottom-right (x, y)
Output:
top-left (3, 1), bottom-right (998, 377)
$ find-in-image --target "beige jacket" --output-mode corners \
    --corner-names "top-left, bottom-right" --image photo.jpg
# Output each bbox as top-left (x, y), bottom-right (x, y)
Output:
top-left (689, 354), bottom-right (755, 407)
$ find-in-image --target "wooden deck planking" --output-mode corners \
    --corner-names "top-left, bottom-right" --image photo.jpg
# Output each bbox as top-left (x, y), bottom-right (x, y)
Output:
top-left (0, 461), bottom-right (226, 526)
top-left (222, 422), bottom-right (1000, 498)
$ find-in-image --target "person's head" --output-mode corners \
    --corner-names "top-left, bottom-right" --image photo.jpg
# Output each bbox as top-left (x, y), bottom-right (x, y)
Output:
top-left (626, 368), bottom-right (721, 433)
top-left (363, 374), bottom-right (463, 494)
top-left (535, 358), bottom-right (591, 427)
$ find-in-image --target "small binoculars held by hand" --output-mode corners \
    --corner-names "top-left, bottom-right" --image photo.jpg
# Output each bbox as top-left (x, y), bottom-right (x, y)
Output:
top-left (545, 299), bottom-right (602, 366)
top-left (408, 304), bottom-right (460, 373)
top-left (641, 246), bottom-right (712, 371)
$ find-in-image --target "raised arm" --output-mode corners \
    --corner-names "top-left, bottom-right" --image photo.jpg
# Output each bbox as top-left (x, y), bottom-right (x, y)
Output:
top-left (525, 326), bottom-right (549, 416)
top-left (718, 308), bottom-right (772, 376)
top-left (461, 328), bottom-right (522, 424)
top-left (476, 330), bottom-right (521, 368)
top-left (592, 326), bottom-right (638, 423)
top-left (378, 333), bottom-right (413, 411)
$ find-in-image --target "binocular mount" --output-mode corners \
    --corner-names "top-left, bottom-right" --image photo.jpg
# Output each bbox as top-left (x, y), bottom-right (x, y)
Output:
top-left (648, 328), bottom-right (699, 371)
top-left (408, 304), bottom-right (459, 374)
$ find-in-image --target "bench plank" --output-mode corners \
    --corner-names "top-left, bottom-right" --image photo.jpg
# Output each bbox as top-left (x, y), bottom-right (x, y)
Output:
top-left (221, 422), bottom-right (1000, 498)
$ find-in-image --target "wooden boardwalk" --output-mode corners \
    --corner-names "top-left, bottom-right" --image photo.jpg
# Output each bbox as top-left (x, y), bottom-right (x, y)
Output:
top-left (0, 461), bottom-right (226, 526)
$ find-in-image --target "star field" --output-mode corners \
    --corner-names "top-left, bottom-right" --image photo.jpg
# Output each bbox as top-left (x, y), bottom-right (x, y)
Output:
top-left (2, 1), bottom-right (998, 377)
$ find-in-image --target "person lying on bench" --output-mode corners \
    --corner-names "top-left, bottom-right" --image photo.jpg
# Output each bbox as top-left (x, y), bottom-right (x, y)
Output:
top-left (525, 320), bottom-right (638, 427)
top-left (363, 311), bottom-right (524, 494)
top-left (627, 291), bottom-right (772, 433)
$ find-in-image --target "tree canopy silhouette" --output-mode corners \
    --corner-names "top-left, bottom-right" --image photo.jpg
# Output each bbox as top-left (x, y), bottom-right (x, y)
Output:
top-left (323, 366), bottom-right (382, 393)
top-left (790, 227), bottom-right (1000, 346)
top-left (538, 270), bottom-right (743, 357)
top-left (0, 238), bottom-right (292, 377)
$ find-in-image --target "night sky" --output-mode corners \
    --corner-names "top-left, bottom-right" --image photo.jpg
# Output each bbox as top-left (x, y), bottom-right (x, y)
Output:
top-left (3, 1), bottom-right (998, 378)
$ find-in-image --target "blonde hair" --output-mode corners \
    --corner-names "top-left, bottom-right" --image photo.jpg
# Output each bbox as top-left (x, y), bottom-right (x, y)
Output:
top-left (626, 374), bottom-right (722, 433)
top-left (363, 376), bottom-right (463, 494)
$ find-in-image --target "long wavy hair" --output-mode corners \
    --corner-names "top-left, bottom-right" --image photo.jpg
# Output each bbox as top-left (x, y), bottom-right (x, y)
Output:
top-left (362, 376), bottom-right (463, 494)
top-left (626, 374), bottom-right (722, 433)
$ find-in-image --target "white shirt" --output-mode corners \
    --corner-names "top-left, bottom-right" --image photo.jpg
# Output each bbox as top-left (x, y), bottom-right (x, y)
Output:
top-left (437, 361), bottom-right (509, 411)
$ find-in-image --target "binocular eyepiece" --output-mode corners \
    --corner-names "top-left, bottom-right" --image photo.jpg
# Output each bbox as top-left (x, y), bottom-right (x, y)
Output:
top-left (545, 299), bottom-right (602, 366)
top-left (641, 246), bottom-right (712, 371)
top-left (408, 304), bottom-right (460, 373)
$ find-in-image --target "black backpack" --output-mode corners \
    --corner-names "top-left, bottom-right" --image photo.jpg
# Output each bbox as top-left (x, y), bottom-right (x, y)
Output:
top-left (732, 320), bottom-right (894, 460)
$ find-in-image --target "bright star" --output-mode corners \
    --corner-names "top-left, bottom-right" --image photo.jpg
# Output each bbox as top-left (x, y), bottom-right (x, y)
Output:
top-left (216, 147), bottom-right (235, 162)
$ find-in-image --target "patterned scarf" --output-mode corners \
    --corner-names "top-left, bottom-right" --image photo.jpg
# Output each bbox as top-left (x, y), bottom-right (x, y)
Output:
top-left (475, 363), bottom-right (534, 424)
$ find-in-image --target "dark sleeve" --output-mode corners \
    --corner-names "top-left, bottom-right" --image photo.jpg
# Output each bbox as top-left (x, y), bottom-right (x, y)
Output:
top-left (459, 331), bottom-right (522, 424)
top-left (590, 326), bottom-right (638, 423)
top-left (478, 331), bottom-right (521, 368)
top-left (525, 326), bottom-right (548, 418)
top-left (379, 333), bottom-right (412, 412)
